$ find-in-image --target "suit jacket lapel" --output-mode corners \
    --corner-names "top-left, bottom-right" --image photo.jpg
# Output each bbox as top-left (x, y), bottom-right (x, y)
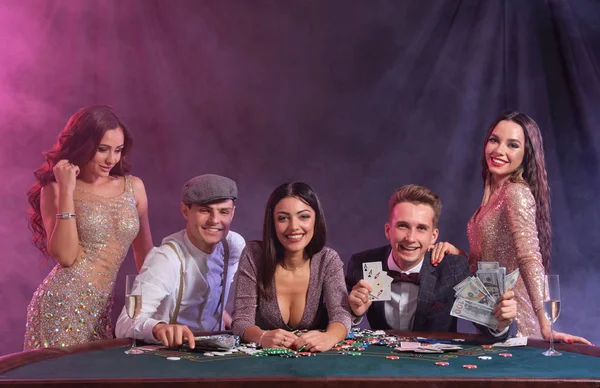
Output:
top-left (413, 252), bottom-right (438, 330)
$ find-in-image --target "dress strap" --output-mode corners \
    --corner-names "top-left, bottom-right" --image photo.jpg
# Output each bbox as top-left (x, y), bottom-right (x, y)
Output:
top-left (124, 175), bottom-right (134, 193)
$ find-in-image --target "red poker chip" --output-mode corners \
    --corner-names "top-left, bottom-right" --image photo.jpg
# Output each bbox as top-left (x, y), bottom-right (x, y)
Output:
top-left (463, 364), bottom-right (477, 369)
top-left (480, 345), bottom-right (493, 349)
top-left (435, 361), bottom-right (449, 366)
top-left (386, 356), bottom-right (399, 360)
top-left (499, 353), bottom-right (512, 357)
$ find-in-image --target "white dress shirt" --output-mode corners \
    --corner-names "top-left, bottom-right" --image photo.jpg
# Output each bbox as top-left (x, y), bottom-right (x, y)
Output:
top-left (115, 229), bottom-right (245, 343)
top-left (384, 253), bottom-right (422, 330)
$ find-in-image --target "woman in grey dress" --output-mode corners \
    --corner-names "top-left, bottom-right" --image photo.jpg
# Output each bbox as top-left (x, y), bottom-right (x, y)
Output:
top-left (232, 182), bottom-right (351, 352)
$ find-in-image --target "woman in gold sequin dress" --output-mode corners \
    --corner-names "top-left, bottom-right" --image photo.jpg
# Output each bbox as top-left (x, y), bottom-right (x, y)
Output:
top-left (24, 105), bottom-right (154, 349)
top-left (430, 112), bottom-right (590, 345)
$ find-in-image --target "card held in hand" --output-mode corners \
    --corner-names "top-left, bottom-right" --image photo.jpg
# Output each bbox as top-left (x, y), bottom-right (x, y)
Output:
top-left (362, 262), bottom-right (392, 301)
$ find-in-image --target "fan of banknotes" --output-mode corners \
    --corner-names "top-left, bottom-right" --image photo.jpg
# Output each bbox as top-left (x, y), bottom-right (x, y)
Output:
top-left (450, 262), bottom-right (520, 330)
top-left (181, 334), bottom-right (240, 352)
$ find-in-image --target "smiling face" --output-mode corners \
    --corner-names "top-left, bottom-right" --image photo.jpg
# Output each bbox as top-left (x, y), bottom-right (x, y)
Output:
top-left (385, 202), bottom-right (439, 271)
top-left (80, 127), bottom-right (125, 179)
top-left (273, 196), bottom-right (316, 259)
top-left (181, 199), bottom-right (235, 254)
top-left (485, 120), bottom-right (526, 186)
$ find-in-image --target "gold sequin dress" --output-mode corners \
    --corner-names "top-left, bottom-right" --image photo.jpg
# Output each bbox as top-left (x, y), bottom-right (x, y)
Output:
top-left (467, 181), bottom-right (545, 338)
top-left (24, 175), bottom-right (139, 349)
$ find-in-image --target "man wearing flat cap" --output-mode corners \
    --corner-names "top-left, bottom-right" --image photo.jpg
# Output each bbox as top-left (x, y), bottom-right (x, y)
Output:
top-left (116, 174), bottom-right (245, 349)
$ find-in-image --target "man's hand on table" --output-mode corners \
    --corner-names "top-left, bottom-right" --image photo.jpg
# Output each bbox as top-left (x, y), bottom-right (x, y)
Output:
top-left (152, 323), bottom-right (196, 349)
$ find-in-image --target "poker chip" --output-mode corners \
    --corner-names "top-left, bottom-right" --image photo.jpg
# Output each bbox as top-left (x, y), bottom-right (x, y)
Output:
top-left (166, 357), bottom-right (181, 361)
top-left (462, 364), bottom-right (477, 369)
top-left (386, 356), bottom-right (399, 360)
top-left (435, 361), bottom-right (449, 366)
top-left (298, 352), bottom-right (315, 357)
top-left (481, 344), bottom-right (493, 349)
top-left (499, 353), bottom-right (512, 357)
top-left (478, 356), bottom-right (492, 360)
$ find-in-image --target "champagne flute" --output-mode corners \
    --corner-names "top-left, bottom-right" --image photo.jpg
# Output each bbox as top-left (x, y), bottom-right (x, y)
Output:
top-left (125, 274), bottom-right (143, 355)
top-left (542, 274), bottom-right (561, 356)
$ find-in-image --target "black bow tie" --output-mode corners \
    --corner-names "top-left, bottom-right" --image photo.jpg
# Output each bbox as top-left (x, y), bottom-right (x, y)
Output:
top-left (387, 271), bottom-right (420, 285)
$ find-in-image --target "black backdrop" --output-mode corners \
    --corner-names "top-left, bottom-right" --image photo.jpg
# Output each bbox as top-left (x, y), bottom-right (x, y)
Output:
top-left (1, 0), bottom-right (599, 355)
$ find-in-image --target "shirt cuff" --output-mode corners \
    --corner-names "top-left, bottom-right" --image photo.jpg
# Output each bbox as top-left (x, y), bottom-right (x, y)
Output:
top-left (351, 313), bottom-right (364, 326)
top-left (139, 318), bottom-right (168, 344)
top-left (489, 326), bottom-right (509, 337)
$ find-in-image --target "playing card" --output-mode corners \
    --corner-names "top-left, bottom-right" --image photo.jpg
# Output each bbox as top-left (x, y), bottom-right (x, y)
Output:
top-left (362, 262), bottom-right (382, 281)
top-left (369, 270), bottom-right (393, 301)
top-left (492, 337), bottom-right (528, 347)
top-left (362, 262), bottom-right (392, 301)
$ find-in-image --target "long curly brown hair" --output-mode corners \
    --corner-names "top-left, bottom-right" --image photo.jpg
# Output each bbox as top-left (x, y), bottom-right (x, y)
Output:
top-left (27, 105), bottom-right (134, 257)
top-left (481, 111), bottom-right (552, 273)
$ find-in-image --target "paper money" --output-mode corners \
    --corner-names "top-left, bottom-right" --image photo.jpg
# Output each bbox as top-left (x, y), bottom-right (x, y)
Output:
top-left (472, 276), bottom-right (494, 299)
top-left (504, 268), bottom-right (520, 291)
top-left (453, 276), bottom-right (474, 293)
top-left (450, 298), bottom-right (499, 330)
top-left (477, 269), bottom-right (505, 300)
top-left (478, 262), bottom-right (500, 270)
top-left (454, 279), bottom-right (496, 308)
top-left (453, 263), bottom-right (519, 330)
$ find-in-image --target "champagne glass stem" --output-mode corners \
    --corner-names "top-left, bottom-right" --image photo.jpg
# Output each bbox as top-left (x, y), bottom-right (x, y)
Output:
top-left (131, 318), bottom-right (136, 350)
top-left (549, 320), bottom-right (555, 353)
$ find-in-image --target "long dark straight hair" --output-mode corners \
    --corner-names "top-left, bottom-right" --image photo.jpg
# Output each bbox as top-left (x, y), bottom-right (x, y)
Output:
top-left (258, 182), bottom-right (327, 298)
top-left (27, 105), bottom-right (134, 257)
top-left (481, 111), bottom-right (552, 272)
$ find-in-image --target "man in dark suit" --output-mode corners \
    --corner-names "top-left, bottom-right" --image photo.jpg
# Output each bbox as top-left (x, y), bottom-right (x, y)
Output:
top-left (346, 184), bottom-right (516, 338)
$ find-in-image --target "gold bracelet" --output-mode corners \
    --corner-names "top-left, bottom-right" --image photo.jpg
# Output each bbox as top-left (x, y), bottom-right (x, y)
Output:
top-left (56, 212), bottom-right (76, 219)
top-left (258, 330), bottom-right (267, 348)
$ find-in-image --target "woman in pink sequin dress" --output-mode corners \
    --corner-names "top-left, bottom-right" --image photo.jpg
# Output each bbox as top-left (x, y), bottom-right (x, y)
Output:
top-left (24, 105), bottom-right (154, 349)
top-left (431, 112), bottom-right (590, 345)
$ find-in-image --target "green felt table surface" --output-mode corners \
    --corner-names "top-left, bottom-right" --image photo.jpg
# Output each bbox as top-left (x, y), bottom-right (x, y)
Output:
top-left (2, 332), bottom-right (599, 387)
top-left (4, 341), bottom-right (600, 379)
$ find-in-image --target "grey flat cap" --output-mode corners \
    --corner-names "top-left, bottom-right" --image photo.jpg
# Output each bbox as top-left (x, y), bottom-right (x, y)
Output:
top-left (182, 174), bottom-right (238, 205)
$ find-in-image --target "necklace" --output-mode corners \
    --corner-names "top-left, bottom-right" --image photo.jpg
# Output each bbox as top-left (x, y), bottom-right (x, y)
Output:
top-left (280, 262), bottom-right (304, 271)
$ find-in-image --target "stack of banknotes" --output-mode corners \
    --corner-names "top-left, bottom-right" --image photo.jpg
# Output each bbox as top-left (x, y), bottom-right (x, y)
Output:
top-left (450, 262), bottom-right (520, 330)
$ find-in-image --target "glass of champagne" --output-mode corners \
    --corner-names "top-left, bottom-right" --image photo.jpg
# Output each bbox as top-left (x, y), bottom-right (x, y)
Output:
top-left (125, 274), bottom-right (143, 355)
top-left (542, 274), bottom-right (561, 356)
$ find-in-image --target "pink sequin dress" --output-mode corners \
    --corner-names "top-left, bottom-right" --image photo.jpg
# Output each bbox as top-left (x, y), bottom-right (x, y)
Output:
top-left (24, 175), bottom-right (139, 349)
top-left (467, 181), bottom-right (546, 338)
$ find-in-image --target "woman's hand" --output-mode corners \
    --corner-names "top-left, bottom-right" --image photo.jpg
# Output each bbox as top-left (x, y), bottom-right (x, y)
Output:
top-left (53, 159), bottom-right (79, 194)
top-left (541, 325), bottom-right (592, 346)
top-left (428, 241), bottom-right (462, 266)
top-left (259, 329), bottom-right (297, 349)
top-left (291, 330), bottom-right (338, 353)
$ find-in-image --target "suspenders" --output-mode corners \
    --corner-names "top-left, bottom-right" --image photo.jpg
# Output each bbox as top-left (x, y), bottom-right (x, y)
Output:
top-left (164, 239), bottom-right (230, 330)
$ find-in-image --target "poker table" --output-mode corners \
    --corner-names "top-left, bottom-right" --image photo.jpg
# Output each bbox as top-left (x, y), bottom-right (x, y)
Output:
top-left (2, 331), bottom-right (600, 387)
